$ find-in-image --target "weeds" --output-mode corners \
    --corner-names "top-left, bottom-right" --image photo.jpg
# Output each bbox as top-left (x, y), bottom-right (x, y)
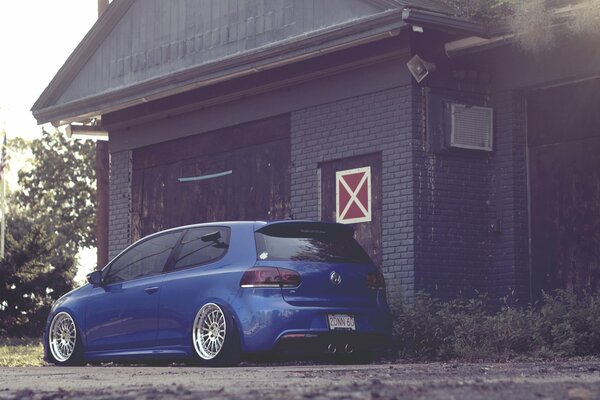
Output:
top-left (394, 290), bottom-right (600, 361)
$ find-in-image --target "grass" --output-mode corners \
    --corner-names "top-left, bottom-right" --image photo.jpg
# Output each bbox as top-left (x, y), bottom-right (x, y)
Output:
top-left (0, 337), bottom-right (44, 366)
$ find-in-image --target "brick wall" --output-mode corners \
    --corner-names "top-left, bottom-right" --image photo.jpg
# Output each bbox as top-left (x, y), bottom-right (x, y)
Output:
top-left (290, 86), bottom-right (417, 308)
top-left (408, 87), bottom-right (529, 303)
top-left (105, 84), bottom-right (530, 307)
top-left (108, 150), bottom-right (132, 261)
top-left (412, 88), bottom-right (492, 300)
top-left (413, 149), bottom-right (491, 299)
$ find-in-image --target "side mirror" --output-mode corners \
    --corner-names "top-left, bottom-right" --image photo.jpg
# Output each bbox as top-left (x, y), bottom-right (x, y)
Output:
top-left (87, 270), bottom-right (102, 286)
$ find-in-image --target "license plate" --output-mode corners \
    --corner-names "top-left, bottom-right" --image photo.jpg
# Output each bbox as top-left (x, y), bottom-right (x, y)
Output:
top-left (327, 314), bottom-right (356, 331)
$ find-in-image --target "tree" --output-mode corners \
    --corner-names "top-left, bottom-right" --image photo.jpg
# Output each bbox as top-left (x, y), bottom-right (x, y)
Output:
top-left (0, 211), bottom-right (76, 336)
top-left (442, 0), bottom-right (600, 53)
top-left (17, 129), bottom-right (96, 252)
top-left (0, 130), bottom-right (96, 336)
top-left (440, 0), bottom-right (514, 22)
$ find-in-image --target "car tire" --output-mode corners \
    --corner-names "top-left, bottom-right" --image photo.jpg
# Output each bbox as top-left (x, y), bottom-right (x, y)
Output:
top-left (47, 311), bottom-right (85, 366)
top-left (191, 303), bottom-right (241, 367)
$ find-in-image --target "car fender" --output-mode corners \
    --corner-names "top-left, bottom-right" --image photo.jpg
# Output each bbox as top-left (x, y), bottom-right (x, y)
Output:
top-left (44, 304), bottom-right (86, 362)
top-left (195, 296), bottom-right (244, 348)
top-left (47, 286), bottom-right (93, 348)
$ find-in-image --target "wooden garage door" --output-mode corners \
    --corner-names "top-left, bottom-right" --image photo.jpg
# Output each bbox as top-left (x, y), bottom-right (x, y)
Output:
top-left (528, 80), bottom-right (600, 295)
top-left (131, 115), bottom-right (291, 240)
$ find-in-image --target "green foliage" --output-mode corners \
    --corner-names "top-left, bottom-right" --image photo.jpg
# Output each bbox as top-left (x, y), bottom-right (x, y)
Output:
top-left (536, 290), bottom-right (600, 355)
top-left (17, 129), bottom-right (96, 252)
top-left (0, 130), bottom-right (95, 337)
top-left (440, 0), bottom-right (516, 22)
top-left (442, 0), bottom-right (600, 38)
top-left (394, 290), bottom-right (600, 361)
top-left (440, 0), bottom-right (600, 55)
top-left (0, 211), bottom-right (77, 337)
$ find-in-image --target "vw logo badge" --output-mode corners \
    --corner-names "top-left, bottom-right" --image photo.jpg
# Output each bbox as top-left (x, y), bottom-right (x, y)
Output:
top-left (330, 271), bottom-right (342, 285)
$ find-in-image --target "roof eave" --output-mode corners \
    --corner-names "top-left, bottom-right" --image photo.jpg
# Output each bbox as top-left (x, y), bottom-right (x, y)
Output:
top-left (32, 9), bottom-right (407, 126)
top-left (31, 0), bottom-right (136, 115)
top-left (401, 8), bottom-right (509, 39)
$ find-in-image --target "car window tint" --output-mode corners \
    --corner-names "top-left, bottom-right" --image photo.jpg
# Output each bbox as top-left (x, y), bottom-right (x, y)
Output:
top-left (171, 227), bottom-right (230, 270)
top-left (105, 231), bottom-right (181, 283)
top-left (255, 224), bottom-right (372, 264)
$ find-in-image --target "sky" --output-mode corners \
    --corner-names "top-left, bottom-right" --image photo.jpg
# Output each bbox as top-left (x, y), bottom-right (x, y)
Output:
top-left (0, 1), bottom-right (99, 283)
top-left (0, 0), bottom-right (97, 140)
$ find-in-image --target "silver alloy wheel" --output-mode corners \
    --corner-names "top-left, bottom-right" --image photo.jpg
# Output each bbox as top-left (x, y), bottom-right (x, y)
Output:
top-left (49, 312), bottom-right (77, 362)
top-left (193, 303), bottom-right (227, 360)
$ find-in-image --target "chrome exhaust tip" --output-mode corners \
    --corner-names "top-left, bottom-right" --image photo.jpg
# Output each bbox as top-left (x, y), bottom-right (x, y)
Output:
top-left (344, 344), bottom-right (354, 354)
top-left (327, 344), bottom-right (337, 354)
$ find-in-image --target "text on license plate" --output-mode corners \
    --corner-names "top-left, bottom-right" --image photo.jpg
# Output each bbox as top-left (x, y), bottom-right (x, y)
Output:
top-left (328, 314), bottom-right (356, 330)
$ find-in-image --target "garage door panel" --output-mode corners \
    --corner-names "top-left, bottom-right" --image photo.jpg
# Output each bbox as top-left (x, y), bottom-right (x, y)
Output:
top-left (132, 115), bottom-right (291, 236)
top-left (231, 139), bottom-right (291, 221)
top-left (139, 166), bottom-right (168, 238)
top-left (133, 128), bottom-right (235, 170)
top-left (528, 80), bottom-right (600, 295)
top-left (530, 138), bottom-right (600, 293)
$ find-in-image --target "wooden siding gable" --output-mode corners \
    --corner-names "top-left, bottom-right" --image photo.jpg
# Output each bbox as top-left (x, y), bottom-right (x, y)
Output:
top-left (32, 0), bottom-right (411, 125)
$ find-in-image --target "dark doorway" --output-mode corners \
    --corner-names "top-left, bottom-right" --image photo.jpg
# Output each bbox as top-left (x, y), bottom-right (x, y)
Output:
top-left (131, 115), bottom-right (291, 240)
top-left (319, 153), bottom-right (382, 267)
top-left (528, 79), bottom-right (600, 296)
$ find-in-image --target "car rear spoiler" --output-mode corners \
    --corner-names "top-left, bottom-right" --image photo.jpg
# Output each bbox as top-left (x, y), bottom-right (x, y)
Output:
top-left (256, 221), bottom-right (354, 238)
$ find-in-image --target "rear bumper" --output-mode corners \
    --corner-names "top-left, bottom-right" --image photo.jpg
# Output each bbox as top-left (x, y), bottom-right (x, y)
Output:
top-left (274, 331), bottom-right (390, 357)
top-left (232, 289), bottom-right (392, 354)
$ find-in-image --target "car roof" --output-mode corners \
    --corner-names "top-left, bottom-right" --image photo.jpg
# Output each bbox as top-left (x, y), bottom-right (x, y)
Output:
top-left (106, 220), bottom-right (353, 270)
top-left (149, 219), bottom-right (345, 237)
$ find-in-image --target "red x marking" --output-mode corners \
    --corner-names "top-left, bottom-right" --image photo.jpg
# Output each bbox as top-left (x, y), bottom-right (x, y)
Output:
top-left (336, 167), bottom-right (371, 224)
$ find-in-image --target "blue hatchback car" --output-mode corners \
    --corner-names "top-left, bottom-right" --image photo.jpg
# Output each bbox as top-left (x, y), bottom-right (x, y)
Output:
top-left (44, 220), bottom-right (392, 366)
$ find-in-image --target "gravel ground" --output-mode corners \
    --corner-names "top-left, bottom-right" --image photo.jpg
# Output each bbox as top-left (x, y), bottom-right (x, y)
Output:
top-left (1, 360), bottom-right (599, 399)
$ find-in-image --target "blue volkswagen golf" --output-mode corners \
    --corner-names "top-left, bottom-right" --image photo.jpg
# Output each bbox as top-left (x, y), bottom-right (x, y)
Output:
top-left (44, 220), bottom-right (392, 366)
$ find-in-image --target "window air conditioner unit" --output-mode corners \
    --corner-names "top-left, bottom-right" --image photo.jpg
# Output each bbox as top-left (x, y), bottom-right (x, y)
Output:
top-left (449, 103), bottom-right (493, 151)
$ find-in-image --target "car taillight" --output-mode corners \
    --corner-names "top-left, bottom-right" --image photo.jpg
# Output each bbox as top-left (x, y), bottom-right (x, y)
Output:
top-left (366, 271), bottom-right (385, 289)
top-left (240, 267), bottom-right (301, 288)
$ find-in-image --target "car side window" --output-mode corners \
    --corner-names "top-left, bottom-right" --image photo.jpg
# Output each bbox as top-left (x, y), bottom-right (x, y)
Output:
top-left (104, 231), bottom-right (182, 284)
top-left (170, 227), bottom-right (230, 270)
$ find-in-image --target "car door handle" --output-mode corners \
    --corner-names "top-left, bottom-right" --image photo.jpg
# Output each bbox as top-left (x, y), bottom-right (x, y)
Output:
top-left (144, 286), bottom-right (159, 294)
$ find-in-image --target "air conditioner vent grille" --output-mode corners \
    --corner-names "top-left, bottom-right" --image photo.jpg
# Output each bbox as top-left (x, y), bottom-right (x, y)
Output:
top-left (450, 103), bottom-right (493, 151)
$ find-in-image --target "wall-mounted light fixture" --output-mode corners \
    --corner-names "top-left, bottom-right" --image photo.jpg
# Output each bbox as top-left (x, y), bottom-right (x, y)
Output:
top-left (406, 54), bottom-right (436, 83)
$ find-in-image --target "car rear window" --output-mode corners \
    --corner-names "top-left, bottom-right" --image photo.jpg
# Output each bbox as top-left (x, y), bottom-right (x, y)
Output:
top-left (255, 222), bottom-right (372, 264)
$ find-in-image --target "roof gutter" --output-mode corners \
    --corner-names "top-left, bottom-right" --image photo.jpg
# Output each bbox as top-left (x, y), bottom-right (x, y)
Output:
top-left (402, 7), bottom-right (512, 58)
top-left (444, 34), bottom-right (515, 58)
top-left (401, 8), bottom-right (505, 38)
top-left (443, 4), bottom-right (588, 58)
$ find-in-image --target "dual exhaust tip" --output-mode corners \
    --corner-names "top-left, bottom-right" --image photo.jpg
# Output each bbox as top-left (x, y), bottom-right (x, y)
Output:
top-left (327, 343), bottom-right (354, 354)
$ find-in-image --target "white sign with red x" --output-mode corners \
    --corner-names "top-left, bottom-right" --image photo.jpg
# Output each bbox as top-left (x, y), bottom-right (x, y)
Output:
top-left (336, 166), bottom-right (371, 224)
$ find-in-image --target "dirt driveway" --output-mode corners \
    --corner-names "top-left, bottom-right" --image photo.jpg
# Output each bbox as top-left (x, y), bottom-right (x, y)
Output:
top-left (1, 360), bottom-right (599, 399)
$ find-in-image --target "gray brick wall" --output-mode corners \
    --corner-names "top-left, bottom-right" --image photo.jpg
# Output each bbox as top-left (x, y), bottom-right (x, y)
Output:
top-left (412, 88), bottom-right (492, 300)
top-left (291, 86), bottom-right (417, 308)
top-left (409, 86), bottom-right (529, 303)
top-left (105, 85), bottom-right (530, 307)
top-left (108, 150), bottom-right (132, 261)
